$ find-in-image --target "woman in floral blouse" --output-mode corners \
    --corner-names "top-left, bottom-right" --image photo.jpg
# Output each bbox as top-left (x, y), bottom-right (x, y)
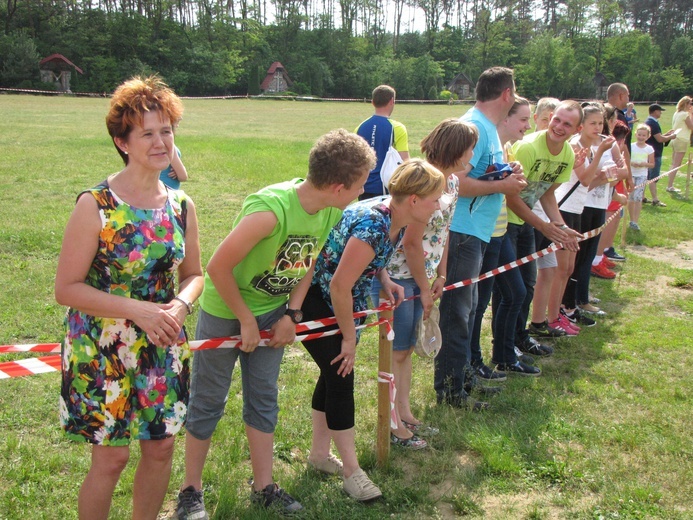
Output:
top-left (300, 159), bottom-right (445, 501)
top-left (55, 76), bottom-right (204, 519)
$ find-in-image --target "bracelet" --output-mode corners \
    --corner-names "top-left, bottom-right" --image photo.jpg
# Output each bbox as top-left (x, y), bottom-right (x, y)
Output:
top-left (174, 296), bottom-right (193, 315)
top-left (437, 274), bottom-right (446, 281)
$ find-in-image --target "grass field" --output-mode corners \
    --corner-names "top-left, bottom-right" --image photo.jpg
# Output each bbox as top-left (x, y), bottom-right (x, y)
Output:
top-left (0, 94), bottom-right (692, 519)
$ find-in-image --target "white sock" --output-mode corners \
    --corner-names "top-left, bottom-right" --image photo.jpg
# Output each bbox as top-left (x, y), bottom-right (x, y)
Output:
top-left (593, 255), bottom-right (603, 266)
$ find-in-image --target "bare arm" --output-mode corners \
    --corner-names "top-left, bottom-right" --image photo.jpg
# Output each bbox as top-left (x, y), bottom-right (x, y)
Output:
top-left (169, 198), bottom-right (204, 323)
top-left (401, 220), bottom-right (434, 319)
top-left (169, 150), bottom-right (188, 182)
top-left (206, 211), bottom-right (278, 352)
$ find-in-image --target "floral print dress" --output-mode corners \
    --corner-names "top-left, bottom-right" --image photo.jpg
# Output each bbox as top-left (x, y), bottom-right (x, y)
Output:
top-left (60, 182), bottom-right (190, 445)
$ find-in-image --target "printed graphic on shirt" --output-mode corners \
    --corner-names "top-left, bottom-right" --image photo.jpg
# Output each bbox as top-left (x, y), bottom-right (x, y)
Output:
top-left (251, 235), bottom-right (318, 296)
top-left (521, 158), bottom-right (571, 208)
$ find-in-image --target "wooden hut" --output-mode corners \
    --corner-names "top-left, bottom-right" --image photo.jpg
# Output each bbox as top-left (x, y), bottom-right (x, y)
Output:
top-left (594, 72), bottom-right (609, 100)
top-left (446, 72), bottom-right (475, 99)
top-left (260, 62), bottom-right (293, 94)
top-left (39, 54), bottom-right (83, 92)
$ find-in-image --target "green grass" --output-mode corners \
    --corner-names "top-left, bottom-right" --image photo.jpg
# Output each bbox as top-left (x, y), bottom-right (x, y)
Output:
top-left (0, 95), bottom-right (692, 519)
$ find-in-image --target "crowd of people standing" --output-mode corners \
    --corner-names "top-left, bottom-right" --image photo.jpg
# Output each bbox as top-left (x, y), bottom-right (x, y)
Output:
top-left (54, 74), bottom-right (690, 519)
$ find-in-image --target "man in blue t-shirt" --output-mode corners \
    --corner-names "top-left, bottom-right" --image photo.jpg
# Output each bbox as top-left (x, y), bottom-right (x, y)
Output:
top-left (644, 103), bottom-right (676, 207)
top-left (435, 67), bottom-right (527, 410)
top-left (356, 85), bottom-right (409, 199)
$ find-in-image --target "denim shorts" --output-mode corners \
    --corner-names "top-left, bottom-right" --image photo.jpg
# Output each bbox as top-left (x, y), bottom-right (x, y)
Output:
top-left (371, 277), bottom-right (423, 351)
top-left (629, 175), bottom-right (647, 201)
top-left (185, 306), bottom-right (286, 439)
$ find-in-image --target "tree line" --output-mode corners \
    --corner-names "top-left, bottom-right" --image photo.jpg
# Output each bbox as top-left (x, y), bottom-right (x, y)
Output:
top-left (1, 0), bottom-right (691, 100)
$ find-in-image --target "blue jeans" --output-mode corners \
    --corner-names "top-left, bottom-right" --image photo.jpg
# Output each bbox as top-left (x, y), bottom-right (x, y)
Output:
top-left (435, 231), bottom-right (486, 401)
top-left (490, 233), bottom-right (526, 364)
top-left (371, 277), bottom-right (422, 351)
top-left (470, 236), bottom-right (502, 365)
top-left (647, 155), bottom-right (662, 181)
top-left (505, 222), bottom-right (536, 345)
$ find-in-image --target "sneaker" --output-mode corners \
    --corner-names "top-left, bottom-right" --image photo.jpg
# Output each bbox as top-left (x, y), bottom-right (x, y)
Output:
top-left (561, 308), bottom-right (596, 327)
top-left (496, 361), bottom-right (541, 377)
top-left (517, 336), bottom-right (554, 357)
top-left (642, 197), bottom-right (649, 204)
top-left (390, 432), bottom-right (428, 450)
top-left (308, 453), bottom-right (344, 476)
top-left (629, 221), bottom-right (641, 231)
top-left (250, 483), bottom-right (304, 514)
top-left (475, 363), bottom-right (507, 382)
top-left (559, 313), bottom-right (580, 332)
top-left (514, 345), bottom-right (535, 365)
top-left (402, 420), bottom-right (440, 436)
top-left (578, 303), bottom-right (607, 316)
top-left (175, 486), bottom-right (209, 520)
top-left (548, 317), bottom-right (579, 336)
top-left (589, 295), bottom-right (601, 304)
top-left (529, 320), bottom-right (566, 338)
top-left (665, 186), bottom-right (681, 193)
top-left (342, 468), bottom-right (383, 502)
top-left (601, 256), bottom-right (617, 269)
top-left (603, 247), bottom-right (626, 262)
top-left (652, 199), bottom-right (667, 207)
top-left (591, 262), bottom-right (616, 279)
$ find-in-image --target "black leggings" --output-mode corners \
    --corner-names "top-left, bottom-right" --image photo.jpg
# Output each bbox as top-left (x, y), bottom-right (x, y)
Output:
top-left (300, 285), bottom-right (356, 431)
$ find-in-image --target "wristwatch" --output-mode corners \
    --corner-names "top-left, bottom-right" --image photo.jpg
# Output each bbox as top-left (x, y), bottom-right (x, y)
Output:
top-left (174, 296), bottom-right (193, 315)
top-left (284, 308), bottom-right (303, 324)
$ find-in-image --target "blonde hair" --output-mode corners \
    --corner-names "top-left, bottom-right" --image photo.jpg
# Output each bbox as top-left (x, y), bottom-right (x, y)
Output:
top-left (535, 97), bottom-right (560, 118)
top-left (676, 96), bottom-right (692, 112)
top-left (420, 118), bottom-right (478, 170)
top-left (635, 123), bottom-right (651, 136)
top-left (106, 75), bottom-right (183, 165)
top-left (387, 158), bottom-right (445, 202)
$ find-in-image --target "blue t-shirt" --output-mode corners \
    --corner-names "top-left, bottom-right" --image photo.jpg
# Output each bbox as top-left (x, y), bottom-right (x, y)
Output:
top-left (449, 107), bottom-right (504, 242)
top-left (645, 116), bottom-right (664, 157)
top-left (160, 146), bottom-right (182, 189)
top-left (356, 115), bottom-right (408, 194)
top-left (312, 197), bottom-right (403, 315)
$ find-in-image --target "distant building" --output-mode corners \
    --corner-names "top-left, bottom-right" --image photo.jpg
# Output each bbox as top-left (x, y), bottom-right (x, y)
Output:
top-left (39, 54), bottom-right (83, 92)
top-left (594, 72), bottom-right (609, 100)
top-left (260, 62), bottom-right (293, 94)
top-left (446, 72), bottom-right (475, 99)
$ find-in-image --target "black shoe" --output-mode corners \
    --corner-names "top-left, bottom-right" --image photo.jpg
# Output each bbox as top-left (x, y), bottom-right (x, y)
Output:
top-left (437, 393), bottom-right (489, 411)
top-left (475, 363), bottom-right (507, 382)
top-left (517, 336), bottom-right (554, 357)
top-left (496, 361), bottom-right (542, 377)
top-left (176, 486), bottom-right (209, 520)
top-left (561, 308), bottom-right (596, 327)
top-left (603, 247), bottom-right (626, 262)
top-left (528, 320), bottom-right (566, 338)
top-left (250, 483), bottom-right (304, 514)
top-left (514, 346), bottom-right (535, 365)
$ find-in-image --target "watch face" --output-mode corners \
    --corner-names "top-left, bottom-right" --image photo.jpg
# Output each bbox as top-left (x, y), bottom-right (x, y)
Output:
top-left (287, 309), bottom-right (303, 323)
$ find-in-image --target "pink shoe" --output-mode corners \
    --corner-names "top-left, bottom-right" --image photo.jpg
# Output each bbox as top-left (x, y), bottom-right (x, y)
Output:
top-left (559, 313), bottom-right (580, 332)
top-left (548, 317), bottom-right (579, 336)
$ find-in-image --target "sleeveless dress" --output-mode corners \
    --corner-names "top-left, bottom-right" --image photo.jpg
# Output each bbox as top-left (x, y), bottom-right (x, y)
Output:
top-left (60, 181), bottom-right (191, 446)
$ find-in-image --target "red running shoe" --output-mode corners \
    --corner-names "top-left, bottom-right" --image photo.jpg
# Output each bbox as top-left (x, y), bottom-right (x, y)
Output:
top-left (602, 256), bottom-right (617, 269)
top-left (591, 262), bottom-right (616, 279)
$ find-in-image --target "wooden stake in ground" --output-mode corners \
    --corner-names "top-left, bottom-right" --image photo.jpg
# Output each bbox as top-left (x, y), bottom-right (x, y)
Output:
top-left (377, 303), bottom-right (393, 466)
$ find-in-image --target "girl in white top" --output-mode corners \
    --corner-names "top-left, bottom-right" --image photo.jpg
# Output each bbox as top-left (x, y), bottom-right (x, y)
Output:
top-left (373, 119), bottom-right (477, 445)
top-left (668, 96), bottom-right (693, 192)
top-left (627, 125), bottom-right (655, 229)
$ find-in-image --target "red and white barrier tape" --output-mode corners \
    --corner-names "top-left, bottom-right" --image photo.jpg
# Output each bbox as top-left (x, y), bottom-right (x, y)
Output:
top-left (377, 371), bottom-right (398, 429)
top-left (1, 163), bottom-right (686, 378)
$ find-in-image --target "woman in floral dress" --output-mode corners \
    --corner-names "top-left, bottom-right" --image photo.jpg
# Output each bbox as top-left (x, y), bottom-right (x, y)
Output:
top-left (55, 76), bottom-right (204, 519)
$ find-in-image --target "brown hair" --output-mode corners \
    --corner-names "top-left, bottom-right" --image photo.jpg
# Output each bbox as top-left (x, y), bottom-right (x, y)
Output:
top-left (372, 85), bottom-right (396, 108)
top-left (508, 96), bottom-right (530, 118)
top-left (475, 67), bottom-right (515, 102)
top-left (106, 75), bottom-right (183, 165)
top-left (420, 119), bottom-right (478, 170)
top-left (308, 129), bottom-right (376, 189)
top-left (553, 100), bottom-right (585, 125)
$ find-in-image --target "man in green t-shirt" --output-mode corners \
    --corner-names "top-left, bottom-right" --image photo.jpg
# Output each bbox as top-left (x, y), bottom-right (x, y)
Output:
top-left (505, 100), bottom-right (584, 349)
top-left (175, 130), bottom-right (376, 519)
